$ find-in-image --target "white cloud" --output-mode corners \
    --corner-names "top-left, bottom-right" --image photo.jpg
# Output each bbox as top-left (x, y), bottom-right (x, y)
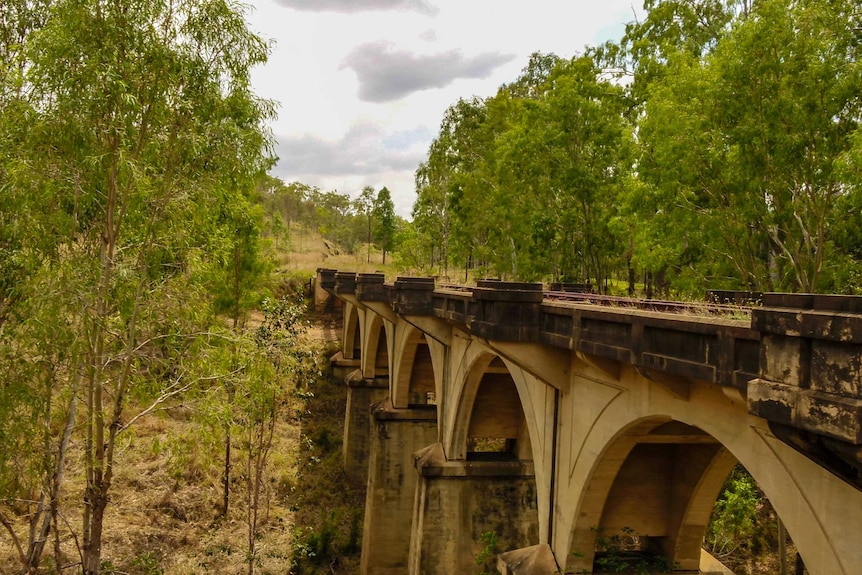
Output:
top-left (246, 0), bottom-right (645, 217)
top-left (274, 0), bottom-right (438, 15)
top-left (340, 41), bottom-right (515, 102)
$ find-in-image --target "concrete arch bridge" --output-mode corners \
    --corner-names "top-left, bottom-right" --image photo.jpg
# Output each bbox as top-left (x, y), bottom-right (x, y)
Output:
top-left (315, 269), bottom-right (862, 575)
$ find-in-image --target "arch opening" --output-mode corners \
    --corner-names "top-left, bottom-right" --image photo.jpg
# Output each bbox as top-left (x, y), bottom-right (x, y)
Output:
top-left (407, 338), bottom-right (436, 406)
top-left (373, 323), bottom-right (388, 378)
top-left (568, 418), bottom-right (806, 574)
top-left (344, 307), bottom-right (361, 360)
top-left (466, 356), bottom-right (532, 462)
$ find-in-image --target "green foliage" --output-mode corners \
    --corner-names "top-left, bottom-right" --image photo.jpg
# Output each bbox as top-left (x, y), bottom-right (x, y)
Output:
top-left (0, 0), bottom-right (275, 571)
top-left (289, 513), bottom-right (343, 572)
top-left (588, 527), bottom-right (676, 574)
top-left (409, 0), bottom-right (862, 294)
top-left (410, 53), bottom-right (634, 287)
top-left (131, 551), bottom-right (165, 575)
top-left (475, 530), bottom-right (499, 575)
top-left (705, 465), bottom-right (773, 568)
top-left (373, 186), bottom-right (397, 263)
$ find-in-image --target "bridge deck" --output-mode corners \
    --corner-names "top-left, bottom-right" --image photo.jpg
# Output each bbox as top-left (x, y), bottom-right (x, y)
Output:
top-left (319, 269), bottom-right (862, 489)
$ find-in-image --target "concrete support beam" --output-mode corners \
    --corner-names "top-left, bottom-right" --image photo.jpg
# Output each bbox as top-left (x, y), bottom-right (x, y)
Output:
top-left (331, 351), bottom-right (360, 381)
top-left (483, 340), bottom-right (571, 391)
top-left (360, 400), bottom-right (438, 575)
top-left (403, 315), bottom-right (452, 346)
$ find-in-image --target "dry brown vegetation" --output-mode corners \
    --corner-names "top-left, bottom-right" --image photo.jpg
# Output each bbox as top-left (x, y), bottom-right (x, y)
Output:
top-left (1, 318), bottom-right (364, 575)
top-left (276, 228), bottom-right (395, 278)
top-left (1, 232), bottom-right (366, 575)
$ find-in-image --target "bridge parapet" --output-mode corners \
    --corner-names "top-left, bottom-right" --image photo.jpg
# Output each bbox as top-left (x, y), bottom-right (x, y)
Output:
top-left (471, 280), bottom-right (543, 342)
top-left (334, 271), bottom-right (357, 294)
top-left (356, 272), bottom-right (390, 302)
top-left (540, 302), bottom-right (760, 391)
top-left (749, 293), bottom-right (862, 487)
top-left (317, 267), bottom-right (337, 291)
top-left (432, 285), bottom-right (472, 324)
top-left (393, 277), bottom-right (436, 315)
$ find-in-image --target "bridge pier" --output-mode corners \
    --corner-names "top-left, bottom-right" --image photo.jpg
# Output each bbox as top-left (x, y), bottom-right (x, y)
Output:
top-left (360, 399), bottom-right (438, 575)
top-left (342, 370), bottom-right (389, 485)
top-left (330, 351), bottom-right (360, 381)
top-left (408, 443), bottom-right (539, 575)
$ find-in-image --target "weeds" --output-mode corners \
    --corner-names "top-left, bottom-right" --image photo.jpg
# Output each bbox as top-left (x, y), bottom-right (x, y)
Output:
top-left (475, 530), bottom-right (499, 575)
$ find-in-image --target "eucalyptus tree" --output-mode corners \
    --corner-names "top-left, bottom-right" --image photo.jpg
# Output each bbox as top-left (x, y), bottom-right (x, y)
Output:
top-left (373, 186), bottom-right (396, 264)
top-left (613, 0), bottom-right (740, 100)
top-left (638, 0), bottom-right (862, 292)
top-left (0, 1), bottom-right (275, 574)
top-left (413, 97), bottom-right (494, 277)
top-left (209, 194), bottom-right (273, 518)
top-left (356, 185), bottom-right (376, 262)
top-left (495, 55), bottom-right (634, 287)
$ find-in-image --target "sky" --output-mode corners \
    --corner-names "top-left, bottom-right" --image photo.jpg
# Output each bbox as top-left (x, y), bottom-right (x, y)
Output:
top-left (244, 0), bottom-right (645, 218)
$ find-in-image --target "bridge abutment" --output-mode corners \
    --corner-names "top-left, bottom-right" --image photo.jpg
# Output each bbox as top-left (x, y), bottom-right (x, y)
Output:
top-left (359, 399), bottom-right (438, 575)
top-left (408, 443), bottom-right (539, 575)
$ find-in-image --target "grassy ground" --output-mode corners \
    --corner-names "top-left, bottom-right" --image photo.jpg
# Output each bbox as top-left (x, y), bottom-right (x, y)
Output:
top-left (1, 231), bottom-right (366, 575)
top-left (276, 227), bottom-right (399, 279)
top-left (1, 313), bottom-right (363, 575)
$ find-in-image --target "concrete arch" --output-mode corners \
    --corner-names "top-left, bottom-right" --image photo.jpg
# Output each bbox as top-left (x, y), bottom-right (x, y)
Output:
top-left (445, 346), bottom-right (545, 465)
top-left (391, 324), bottom-right (438, 409)
top-left (559, 367), bottom-right (862, 575)
top-left (343, 302), bottom-right (363, 361)
top-left (361, 312), bottom-right (392, 380)
top-left (446, 346), bottom-right (500, 461)
top-left (421, 342), bottom-right (543, 575)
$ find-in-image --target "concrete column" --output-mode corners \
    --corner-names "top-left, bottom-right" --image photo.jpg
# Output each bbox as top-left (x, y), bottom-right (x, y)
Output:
top-left (360, 399), bottom-right (438, 575)
top-left (342, 370), bottom-right (389, 485)
top-left (408, 444), bottom-right (539, 575)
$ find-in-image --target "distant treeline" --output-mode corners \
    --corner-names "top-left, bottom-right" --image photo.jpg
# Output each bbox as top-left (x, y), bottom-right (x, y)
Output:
top-left (257, 176), bottom-right (403, 263)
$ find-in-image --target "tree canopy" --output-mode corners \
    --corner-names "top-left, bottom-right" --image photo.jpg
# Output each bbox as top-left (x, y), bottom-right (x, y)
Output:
top-left (406, 0), bottom-right (862, 295)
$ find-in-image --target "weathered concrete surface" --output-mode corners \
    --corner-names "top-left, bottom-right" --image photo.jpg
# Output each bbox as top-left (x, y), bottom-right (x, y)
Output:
top-left (323, 272), bottom-right (862, 575)
top-left (748, 296), bottom-right (862, 487)
top-left (496, 543), bottom-right (558, 575)
top-left (556, 366), bottom-right (862, 575)
top-left (330, 351), bottom-right (360, 381)
top-left (341, 370), bottom-right (388, 485)
top-left (700, 549), bottom-right (735, 574)
top-left (408, 444), bottom-right (539, 575)
top-left (313, 268), bottom-right (341, 315)
top-left (360, 400), bottom-right (437, 575)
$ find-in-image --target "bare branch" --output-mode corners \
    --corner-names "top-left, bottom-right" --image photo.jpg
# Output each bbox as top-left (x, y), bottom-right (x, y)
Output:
top-left (0, 510), bottom-right (26, 565)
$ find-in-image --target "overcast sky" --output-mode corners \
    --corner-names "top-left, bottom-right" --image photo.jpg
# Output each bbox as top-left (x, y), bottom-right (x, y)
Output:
top-left (245, 0), bottom-right (644, 217)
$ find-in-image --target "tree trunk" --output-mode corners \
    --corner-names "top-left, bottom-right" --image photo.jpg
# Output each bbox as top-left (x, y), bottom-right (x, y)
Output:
top-left (83, 489), bottom-right (109, 575)
top-left (24, 392), bottom-right (78, 574)
top-left (223, 429), bottom-right (232, 516)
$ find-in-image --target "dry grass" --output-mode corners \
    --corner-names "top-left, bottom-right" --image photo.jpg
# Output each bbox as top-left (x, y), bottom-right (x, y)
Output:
top-left (275, 228), bottom-right (399, 279)
top-left (1, 325), bottom-right (358, 575)
top-left (1, 234), bottom-right (365, 575)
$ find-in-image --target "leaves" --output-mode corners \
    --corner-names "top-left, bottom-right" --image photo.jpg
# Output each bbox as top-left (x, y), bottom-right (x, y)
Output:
top-left (408, 0), bottom-right (862, 295)
top-left (0, 0), bottom-right (275, 571)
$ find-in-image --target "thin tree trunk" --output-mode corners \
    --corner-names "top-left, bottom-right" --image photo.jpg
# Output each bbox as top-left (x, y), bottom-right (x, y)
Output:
top-left (24, 391), bottom-right (78, 574)
top-left (223, 416), bottom-right (232, 516)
